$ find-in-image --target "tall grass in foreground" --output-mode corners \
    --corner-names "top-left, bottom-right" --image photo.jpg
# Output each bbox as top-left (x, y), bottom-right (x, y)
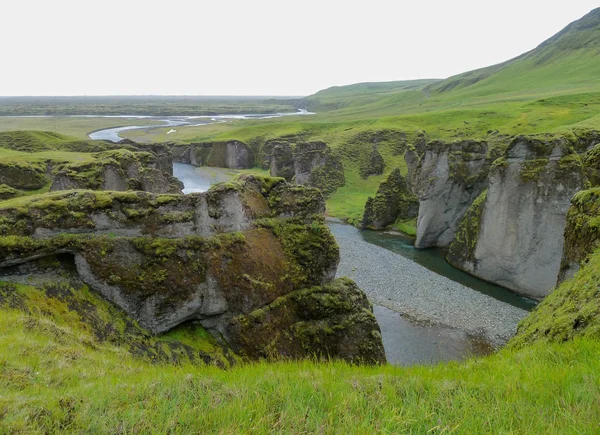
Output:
top-left (1, 307), bottom-right (599, 434)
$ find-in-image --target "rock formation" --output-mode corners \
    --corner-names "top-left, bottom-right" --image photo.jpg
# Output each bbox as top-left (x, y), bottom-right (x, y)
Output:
top-left (361, 168), bottom-right (418, 230)
top-left (50, 149), bottom-right (183, 194)
top-left (360, 146), bottom-right (385, 178)
top-left (447, 134), bottom-right (587, 299)
top-left (172, 140), bottom-right (255, 169)
top-left (269, 140), bottom-right (345, 197)
top-left (406, 139), bottom-right (490, 248)
top-left (557, 188), bottom-right (600, 284)
top-left (0, 176), bottom-right (385, 364)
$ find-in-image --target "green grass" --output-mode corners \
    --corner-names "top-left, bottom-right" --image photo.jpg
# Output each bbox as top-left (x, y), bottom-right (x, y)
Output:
top-left (0, 117), bottom-right (164, 139)
top-left (1, 298), bottom-right (599, 433)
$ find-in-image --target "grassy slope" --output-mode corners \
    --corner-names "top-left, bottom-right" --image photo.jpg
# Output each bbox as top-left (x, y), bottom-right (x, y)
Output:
top-left (118, 10), bottom-right (600, 225)
top-left (1, 279), bottom-right (599, 433)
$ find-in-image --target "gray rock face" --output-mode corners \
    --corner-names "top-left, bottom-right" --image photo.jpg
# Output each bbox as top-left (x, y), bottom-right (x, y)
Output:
top-left (171, 141), bottom-right (255, 169)
top-left (406, 140), bottom-right (489, 248)
top-left (447, 136), bottom-right (587, 299)
top-left (49, 149), bottom-right (183, 194)
top-left (268, 140), bottom-right (345, 197)
top-left (0, 177), bottom-right (384, 363)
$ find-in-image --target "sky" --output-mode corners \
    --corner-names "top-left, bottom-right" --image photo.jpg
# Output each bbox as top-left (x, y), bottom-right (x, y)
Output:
top-left (1, 0), bottom-right (598, 97)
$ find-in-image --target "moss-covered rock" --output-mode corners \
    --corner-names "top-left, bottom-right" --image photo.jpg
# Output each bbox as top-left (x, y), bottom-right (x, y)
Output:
top-left (557, 188), bottom-right (600, 283)
top-left (446, 190), bottom-right (487, 268)
top-left (49, 149), bottom-right (182, 194)
top-left (361, 168), bottom-right (418, 230)
top-left (509, 247), bottom-right (600, 348)
top-left (227, 278), bottom-right (386, 364)
top-left (0, 176), bottom-right (380, 363)
top-left (359, 146), bottom-right (385, 179)
top-left (0, 161), bottom-right (48, 190)
top-left (0, 184), bottom-right (21, 201)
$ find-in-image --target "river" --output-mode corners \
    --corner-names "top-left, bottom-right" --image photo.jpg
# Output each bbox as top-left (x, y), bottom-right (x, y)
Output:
top-left (88, 109), bottom-right (313, 142)
top-left (172, 163), bottom-right (533, 365)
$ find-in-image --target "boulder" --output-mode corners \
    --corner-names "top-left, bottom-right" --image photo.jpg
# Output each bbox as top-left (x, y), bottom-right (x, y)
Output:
top-left (360, 146), bottom-right (385, 178)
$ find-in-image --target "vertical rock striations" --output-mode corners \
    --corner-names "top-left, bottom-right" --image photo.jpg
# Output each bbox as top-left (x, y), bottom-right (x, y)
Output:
top-left (447, 135), bottom-right (587, 299)
top-left (406, 140), bottom-right (490, 248)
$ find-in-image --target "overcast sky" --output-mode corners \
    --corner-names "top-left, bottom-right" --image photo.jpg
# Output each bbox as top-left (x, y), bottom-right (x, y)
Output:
top-left (1, 1), bottom-right (597, 96)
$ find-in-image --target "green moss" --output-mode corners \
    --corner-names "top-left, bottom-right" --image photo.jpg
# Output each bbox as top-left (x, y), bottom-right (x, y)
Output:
top-left (447, 189), bottom-right (488, 266)
top-left (361, 167), bottom-right (418, 230)
top-left (510, 247), bottom-right (600, 348)
top-left (519, 159), bottom-right (549, 182)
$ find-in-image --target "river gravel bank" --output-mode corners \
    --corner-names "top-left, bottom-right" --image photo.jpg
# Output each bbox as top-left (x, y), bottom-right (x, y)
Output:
top-left (329, 223), bottom-right (529, 348)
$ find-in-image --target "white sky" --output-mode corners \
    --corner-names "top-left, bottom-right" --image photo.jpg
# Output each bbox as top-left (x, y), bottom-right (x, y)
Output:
top-left (0, 0), bottom-right (597, 96)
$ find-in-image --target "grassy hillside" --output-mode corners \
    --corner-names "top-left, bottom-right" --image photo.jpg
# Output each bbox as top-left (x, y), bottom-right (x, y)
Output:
top-left (1, 276), bottom-right (599, 433)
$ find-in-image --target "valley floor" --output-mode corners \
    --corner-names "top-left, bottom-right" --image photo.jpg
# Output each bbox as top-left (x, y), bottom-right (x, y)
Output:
top-left (330, 223), bottom-right (528, 348)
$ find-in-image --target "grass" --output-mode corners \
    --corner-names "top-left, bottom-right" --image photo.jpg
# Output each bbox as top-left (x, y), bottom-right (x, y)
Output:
top-left (0, 299), bottom-right (599, 433)
top-left (0, 117), bottom-right (164, 139)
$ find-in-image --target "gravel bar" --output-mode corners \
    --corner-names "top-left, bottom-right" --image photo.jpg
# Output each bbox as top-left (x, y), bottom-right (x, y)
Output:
top-left (329, 223), bottom-right (529, 348)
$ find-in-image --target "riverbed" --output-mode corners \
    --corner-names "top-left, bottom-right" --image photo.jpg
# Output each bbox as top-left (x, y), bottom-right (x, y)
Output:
top-left (173, 163), bottom-right (530, 365)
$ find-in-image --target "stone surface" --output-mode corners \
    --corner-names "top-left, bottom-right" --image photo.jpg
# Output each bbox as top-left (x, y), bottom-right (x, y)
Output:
top-left (172, 141), bottom-right (255, 169)
top-left (447, 135), bottom-right (587, 299)
top-left (406, 140), bottom-right (490, 248)
top-left (0, 176), bottom-right (384, 363)
top-left (360, 146), bottom-right (385, 178)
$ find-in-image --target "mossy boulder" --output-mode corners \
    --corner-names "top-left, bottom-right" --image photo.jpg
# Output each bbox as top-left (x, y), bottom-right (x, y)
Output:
top-left (293, 141), bottom-right (345, 197)
top-left (361, 168), bottom-right (418, 230)
top-left (228, 278), bottom-right (386, 364)
top-left (0, 184), bottom-right (21, 201)
top-left (269, 141), bottom-right (295, 181)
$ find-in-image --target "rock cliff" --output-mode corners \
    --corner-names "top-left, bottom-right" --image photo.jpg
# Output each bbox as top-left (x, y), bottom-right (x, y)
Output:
top-left (0, 176), bottom-right (384, 363)
top-left (406, 139), bottom-right (490, 248)
top-left (50, 149), bottom-right (183, 194)
top-left (447, 134), bottom-right (587, 299)
top-left (269, 140), bottom-right (345, 197)
top-left (172, 140), bottom-right (255, 169)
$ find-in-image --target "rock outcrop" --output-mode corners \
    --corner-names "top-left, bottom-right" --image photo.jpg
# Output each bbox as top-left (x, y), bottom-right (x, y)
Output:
top-left (360, 146), bottom-right (385, 179)
top-left (0, 161), bottom-right (48, 190)
top-left (172, 141), bottom-right (255, 169)
top-left (269, 140), bottom-right (345, 197)
top-left (0, 176), bottom-right (384, 363)
top-left (49, 149), bottom-right (183, 194)
top-left (406, 139), bottom-right (490, 248)
top-left (447, 135), bottom-right (587, 299)
top-left (557, 188), bottom-right (600, 284)
top-left (361, 168), bottom-right (418, 230)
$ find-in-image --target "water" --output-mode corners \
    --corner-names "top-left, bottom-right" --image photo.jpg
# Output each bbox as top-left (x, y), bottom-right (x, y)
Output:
top-left (172, 163), bottom-right (518, 365)
top-left (374, 305), bottom-right (491, 365)
top-left (173, 163), bottom-right (240, 193)
top-left (88, 109), bottom-right (313, 142)
top-left (360, 230), bottom-right (537, 311)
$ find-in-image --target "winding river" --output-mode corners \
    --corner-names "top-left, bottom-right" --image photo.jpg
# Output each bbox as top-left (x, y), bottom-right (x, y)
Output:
top-left (172, 163), bottom-right (537, 365)
top-left (89, 110), bottom-right (313, 142)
